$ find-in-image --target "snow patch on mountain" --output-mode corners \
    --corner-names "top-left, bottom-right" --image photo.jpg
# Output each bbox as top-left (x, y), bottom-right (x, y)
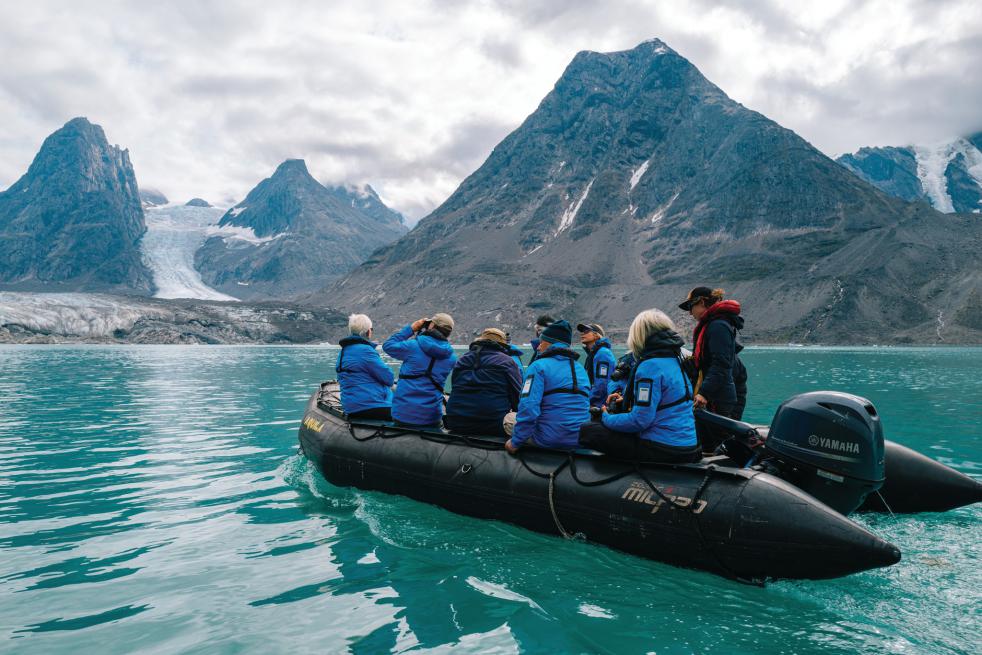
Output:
top-left (142, 206), bottom-right (238, 301)
top-left (630, 160), bottom-right (650, 190)
top-left (205, 224), bottom-right (285, 245)
top-left (556, 178), bottom-right (594, 234)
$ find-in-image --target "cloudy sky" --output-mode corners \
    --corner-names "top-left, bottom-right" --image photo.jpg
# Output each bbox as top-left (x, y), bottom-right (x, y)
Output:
top-left (1, 0), bottom-right (980, 222)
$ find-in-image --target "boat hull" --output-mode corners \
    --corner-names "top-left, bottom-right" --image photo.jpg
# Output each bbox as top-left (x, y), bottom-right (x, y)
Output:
top-left (299, 385), bottom-right (900, 581)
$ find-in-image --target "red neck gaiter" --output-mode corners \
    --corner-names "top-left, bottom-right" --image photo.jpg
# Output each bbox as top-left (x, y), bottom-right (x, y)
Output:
top-left (692, 300), bottom-right (741, 368)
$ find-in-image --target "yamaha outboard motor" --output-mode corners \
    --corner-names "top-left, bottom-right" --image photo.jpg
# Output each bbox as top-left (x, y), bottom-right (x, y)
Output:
top-left (763, 391), bottom-right (885, 515)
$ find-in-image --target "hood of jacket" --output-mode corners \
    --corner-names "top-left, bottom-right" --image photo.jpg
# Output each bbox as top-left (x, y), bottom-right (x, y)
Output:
top-left (339, 335), bottom-right (376, 348)
top-left (506, 344), bottom-right (524, 356)
top-left (538, 343), bottom-right (580, 361)
top-left (586, 337), bottom-right (612, 353)
top-left (640, 328), bottom-right (685, 356)
top-left (468, 339), bottom-right (510, 354)
top-left (418, 330), bottom-right (455, 360)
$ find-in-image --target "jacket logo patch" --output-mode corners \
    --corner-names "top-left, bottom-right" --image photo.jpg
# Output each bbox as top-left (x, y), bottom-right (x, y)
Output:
top-left (598, 364), bottom-right (609, 377)
top-left (521, 376), bottom-right (533, 397)
top-left (636, 381), bottom-right (652, 406)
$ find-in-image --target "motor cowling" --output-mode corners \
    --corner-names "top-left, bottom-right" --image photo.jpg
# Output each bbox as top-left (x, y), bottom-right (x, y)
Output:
top-left (764, 391), bottom-right (885, 515)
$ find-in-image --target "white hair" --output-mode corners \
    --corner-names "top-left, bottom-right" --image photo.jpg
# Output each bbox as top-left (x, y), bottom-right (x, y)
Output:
top-left (626, 309), bottom-right (676, 357)
top-left (348, 313), bottom-right (373, 337)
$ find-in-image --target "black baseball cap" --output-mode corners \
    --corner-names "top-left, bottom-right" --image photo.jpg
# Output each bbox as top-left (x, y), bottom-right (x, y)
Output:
top-left (576, 323), bottom-right (605, 336)
top-left (678, 287), bottom-right (714, 311)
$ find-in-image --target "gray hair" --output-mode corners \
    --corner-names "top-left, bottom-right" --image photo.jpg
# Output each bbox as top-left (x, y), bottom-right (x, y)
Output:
top-left (626, 309), bottom-right (676, 357)
top-left (348, 313), bottom-right (373, 337)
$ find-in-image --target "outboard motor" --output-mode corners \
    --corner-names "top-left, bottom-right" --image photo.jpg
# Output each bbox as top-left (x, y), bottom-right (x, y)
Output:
top-left (763, 391), bottom-right (885, 515)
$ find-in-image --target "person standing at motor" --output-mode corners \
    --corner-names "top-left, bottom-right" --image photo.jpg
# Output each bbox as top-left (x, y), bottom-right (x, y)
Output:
top-left (504, 320), bottom-right (590, 453)
top-left (678, 287), bottom-right (748, 427)
top-left (577, 322), bottom-right (616, 411)
top-left (527, 314), bottom-right (554, 365)
top-left (383, 313), bottom-right (457, 428)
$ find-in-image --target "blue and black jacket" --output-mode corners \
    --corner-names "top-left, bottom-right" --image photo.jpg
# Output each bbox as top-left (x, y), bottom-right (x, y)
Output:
top-left (383, 325), bottom-right (457, 426)
top-left (607, 352), bottom-right (637, 398)
top-left (583, 338), bottom-right (616, 409)
top-left (336, 335), bottom-right (394, 415)
top-left (511, 344), bottom-right (591, 450)
top-left (446, 340), bottom-right (523, 427)
top-left (506, 344), bottom-right (525, 378)
top-left (602, 329), bottom-right (697, 448)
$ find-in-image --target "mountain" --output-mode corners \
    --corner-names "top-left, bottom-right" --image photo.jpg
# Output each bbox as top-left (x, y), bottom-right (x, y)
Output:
top-left (326, 183), bottom-right (406, 228)
top-left (140, 187), bottom-right (169, 207)
top-left (0, 117), bottom-right (154, 293)
top-left (317, 39), bottom-right (982, 344)
top-left (837, 135), bottom-right (982, 214)
top-left (194, 159), bottom-right (408, 300)
top-left (185, 197), bottom-right (211, 207)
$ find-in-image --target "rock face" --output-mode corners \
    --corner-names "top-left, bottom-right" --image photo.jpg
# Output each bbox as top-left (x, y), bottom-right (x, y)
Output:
top-left (0, 117), bottom-right (154, 293)
top-left (837, 135), bottom-right (982, 214)
top-left (195, 160), bottom-right (408, 300)
top-left (326, 183), bottom-right (406, 227)
top-left (140, 187), bottom-right (169, 207)
top-left (185, 197), bottom-right (211, 207)
top-left (319, 40), bottom-right (982, 344)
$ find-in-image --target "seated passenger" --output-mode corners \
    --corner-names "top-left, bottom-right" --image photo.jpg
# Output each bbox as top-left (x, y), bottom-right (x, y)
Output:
top-left (527, 314), bottom-right (554, 365)
top-left (383, 314), bottom-right (457, 428)
top-left (337, 313), bottom-right (394, 420)
top-left (605, 351), bottom-right (636, 413)
top-left (577, 322), bottom-right (616, 410)
top-left (579, 309), bottom-right (701, 463)
top-left (504, 320), bottom-right (590, 453)
top-left (445, 328), bottom-right (523, 437)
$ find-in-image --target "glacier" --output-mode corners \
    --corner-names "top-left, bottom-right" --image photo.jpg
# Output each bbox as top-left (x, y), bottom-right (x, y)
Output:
top-left (141, 205), bottom-right (239, 301)
top-left (913, 138), bottom-right (982, 213)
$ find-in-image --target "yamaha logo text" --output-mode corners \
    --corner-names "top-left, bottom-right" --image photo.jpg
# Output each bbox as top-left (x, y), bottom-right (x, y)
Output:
top-left (808, 434), bottom-right (860, 454)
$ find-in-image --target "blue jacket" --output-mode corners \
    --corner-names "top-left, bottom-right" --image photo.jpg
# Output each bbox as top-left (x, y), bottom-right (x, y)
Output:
top-left (337, 335), bottom-right (394, 414)
top-left (507, 344), bottom-right (525, 378)
top-left (528, 338), bottom-right (543, 365)
top-left (584, 338), bottom-right (616, 409)
top-left (602, 356), bottom-right (697, 448)
top-left (446, 340), bottom-right (523, 424)
top-left (383, 325), bottom-right (457, 426)
top-left (511, 344), bottom-right (591, 450)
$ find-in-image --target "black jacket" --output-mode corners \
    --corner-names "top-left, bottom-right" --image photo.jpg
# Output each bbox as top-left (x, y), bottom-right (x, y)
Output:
top-left (445, 339), bottom-right (523, 424)
top-left (698, 315), bottom-right (747, 406)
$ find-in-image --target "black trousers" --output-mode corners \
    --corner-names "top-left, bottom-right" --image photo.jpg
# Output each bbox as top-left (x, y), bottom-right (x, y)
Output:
top-left (579, 422), bottom-right (702, 463)
top-left (348, 407), bottom-right (392, 421)
top-left (444, 416), bottom-right (507, 438)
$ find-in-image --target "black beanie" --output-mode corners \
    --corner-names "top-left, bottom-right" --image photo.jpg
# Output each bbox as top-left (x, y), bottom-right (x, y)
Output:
top-left (540, 319), bottom-right (573, 346)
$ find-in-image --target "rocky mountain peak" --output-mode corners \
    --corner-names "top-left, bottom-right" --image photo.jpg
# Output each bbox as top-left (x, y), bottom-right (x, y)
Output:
top-left (319, 38), bottom-right (980, 344)
top-left (0, 117), bottom-right (153, 293)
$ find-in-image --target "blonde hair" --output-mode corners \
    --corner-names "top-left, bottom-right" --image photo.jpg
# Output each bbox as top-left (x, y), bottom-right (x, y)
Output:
top-left (709, 288), bottom-right (725, 304)
top-left (626, 309), bottom-right (676, 357)
top-left (348, 313), bottom-right (372, 337)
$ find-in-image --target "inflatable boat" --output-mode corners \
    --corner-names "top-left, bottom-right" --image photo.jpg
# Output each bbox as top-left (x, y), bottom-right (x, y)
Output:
top-left (299, 382), bottom-right (903, 582)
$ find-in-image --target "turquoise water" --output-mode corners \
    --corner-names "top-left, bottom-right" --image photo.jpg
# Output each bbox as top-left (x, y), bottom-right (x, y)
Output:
top-left (1, 345), bottom-right (979, 654)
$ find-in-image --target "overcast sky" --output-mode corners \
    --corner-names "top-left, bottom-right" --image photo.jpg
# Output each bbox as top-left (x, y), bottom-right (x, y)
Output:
top-left (1, 0), bottom-right (980, 222)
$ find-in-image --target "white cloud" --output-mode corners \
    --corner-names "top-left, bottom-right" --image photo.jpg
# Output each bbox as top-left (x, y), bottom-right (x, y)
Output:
top-left (0, 0), bottom-right (979, 223)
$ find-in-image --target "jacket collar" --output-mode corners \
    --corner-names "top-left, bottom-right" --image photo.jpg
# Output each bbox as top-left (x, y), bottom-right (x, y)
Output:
top-left (537, 343), bottom-right (580, 360)
top-left (339, 335), bottom-right (376, 348)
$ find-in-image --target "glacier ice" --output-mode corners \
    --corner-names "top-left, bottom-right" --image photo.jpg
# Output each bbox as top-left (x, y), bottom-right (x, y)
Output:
top-left (141, 205), bottom-right (239, 301)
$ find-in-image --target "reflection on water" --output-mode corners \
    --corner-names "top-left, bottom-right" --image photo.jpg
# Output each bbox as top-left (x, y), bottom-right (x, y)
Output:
top-left (0, 345), bottom-right (979, 654)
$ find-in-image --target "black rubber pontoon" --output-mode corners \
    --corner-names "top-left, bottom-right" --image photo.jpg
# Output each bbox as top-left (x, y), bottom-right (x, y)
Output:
top-left (299, 382), bottom-right (900, 582)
